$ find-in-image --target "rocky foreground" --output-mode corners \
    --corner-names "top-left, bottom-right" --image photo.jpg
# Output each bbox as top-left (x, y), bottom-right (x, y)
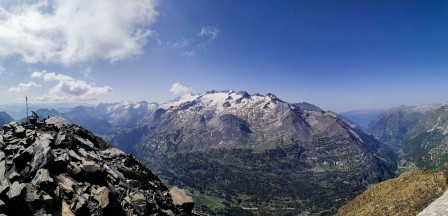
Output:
top-left (0, 120), bottom-right (195, 215)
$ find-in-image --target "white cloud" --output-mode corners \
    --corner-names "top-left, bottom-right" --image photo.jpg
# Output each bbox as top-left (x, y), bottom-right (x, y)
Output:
top-left (8, 81), bottom-right (41, 92)
top-left (169, 82), bottom-right (192, 95)
top-left (198, 26), bottom-right (219, 40)
top-left (0, 0), bottom-right (158, 65)
top-left (172, 38), bottom-right (192, 49)
top-left (180, 51), bottom-right (194, 57)
top-left (0, 66), bottom-right (4, 74)
top-left (31, 70), bottom-right (112, 101)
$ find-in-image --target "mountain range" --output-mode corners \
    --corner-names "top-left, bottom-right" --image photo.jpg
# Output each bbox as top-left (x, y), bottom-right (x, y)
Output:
top-left (106, 90), bottom-right (397, 215)
top-left (8, 91), bottom-right (448, 214)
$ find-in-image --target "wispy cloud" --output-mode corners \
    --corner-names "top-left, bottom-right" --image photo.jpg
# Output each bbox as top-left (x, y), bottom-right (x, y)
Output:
top-left (31, 70), bottom-right (112, 101)
top-left (180, 51), bottom-right (194, 57)
top-left (81, 67), bottom-right (93, 79)
top-left (0, 0), bottom-right (158, 65)
top-left (169, 82), bottom-right (192, 95)
top-left (8, 81), bottom-right (41, 92)
top-left (0, 66), bottom-right (4, 74)
top-left (172, 38), bottom-right (193, 49)
top-left (198, 26), bottom-right (219, 40)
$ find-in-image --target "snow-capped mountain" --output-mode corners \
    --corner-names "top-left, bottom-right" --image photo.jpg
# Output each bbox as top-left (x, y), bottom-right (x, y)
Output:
top-left (109, 90), bottom-right (397, 215)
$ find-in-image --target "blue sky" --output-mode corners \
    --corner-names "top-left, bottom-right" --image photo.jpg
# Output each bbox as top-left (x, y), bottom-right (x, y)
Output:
top-left (1, 0), bottom-right (448, 112)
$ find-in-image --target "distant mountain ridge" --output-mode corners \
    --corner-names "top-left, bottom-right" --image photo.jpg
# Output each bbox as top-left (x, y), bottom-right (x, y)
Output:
top-left (10, 101), bottom-right (159, 135)
top-left (340, 109), bottom-right (384, 130)
top-left (367, 104), bottom-right (448, 171)
top-left (0, 112), bottom-right (13, 126)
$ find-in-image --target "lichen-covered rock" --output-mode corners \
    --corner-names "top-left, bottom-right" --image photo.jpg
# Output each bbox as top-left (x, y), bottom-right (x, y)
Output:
top-left (0, 121), bottom-right (196, 215)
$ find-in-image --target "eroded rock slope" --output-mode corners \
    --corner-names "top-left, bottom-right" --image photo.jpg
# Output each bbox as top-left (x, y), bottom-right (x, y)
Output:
top-left (0, 120), bottom-right (194, 215)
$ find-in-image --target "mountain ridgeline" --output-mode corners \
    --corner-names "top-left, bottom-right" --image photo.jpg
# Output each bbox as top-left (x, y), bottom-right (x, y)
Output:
top-left (0, 112), bottom-right (13, 127)
top-left (107, 91), bottom-right (397, 215)
top-left (16, 101), bottom-right (158, 135)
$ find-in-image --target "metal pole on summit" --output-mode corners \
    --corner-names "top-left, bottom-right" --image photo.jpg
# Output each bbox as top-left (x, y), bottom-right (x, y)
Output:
top-left (26, 96), bottom-right (29, 123)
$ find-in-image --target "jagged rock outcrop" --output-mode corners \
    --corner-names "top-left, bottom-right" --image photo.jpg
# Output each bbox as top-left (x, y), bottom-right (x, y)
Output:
top-left (0, 120), bottom-right (195, 215)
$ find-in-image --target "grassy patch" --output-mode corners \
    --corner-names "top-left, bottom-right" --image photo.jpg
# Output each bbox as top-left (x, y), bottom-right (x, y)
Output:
top-left (192, 193), bottom-right (225, 213)
top-left (337, 168), bottom-right (448, 216)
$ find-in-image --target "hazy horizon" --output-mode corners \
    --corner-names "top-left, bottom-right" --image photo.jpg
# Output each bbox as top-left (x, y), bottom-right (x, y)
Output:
top-left (1, 1), bottom-right (448, 112)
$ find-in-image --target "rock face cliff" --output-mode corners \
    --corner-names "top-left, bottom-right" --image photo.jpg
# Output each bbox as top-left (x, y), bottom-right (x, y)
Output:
top-left (109, 90), bottom-right (397, 215)
top-left (0, 120), bottom-right (195, 215)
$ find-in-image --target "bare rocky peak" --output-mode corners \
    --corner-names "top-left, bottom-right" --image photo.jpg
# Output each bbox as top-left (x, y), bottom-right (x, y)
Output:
top-left (45, 117), bottom-right (71, 128)
top-left (0, 121), bottom-right (195, 215)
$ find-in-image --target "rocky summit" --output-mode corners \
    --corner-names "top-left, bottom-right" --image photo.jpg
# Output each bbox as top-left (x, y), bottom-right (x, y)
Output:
top-left (0, 120), bottom-right (195, 215)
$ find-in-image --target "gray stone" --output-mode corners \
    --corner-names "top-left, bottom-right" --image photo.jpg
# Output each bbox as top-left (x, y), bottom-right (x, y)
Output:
top-left (72, 194), bottom-right (87, 212)
top-left (130, 193), bottom-right (148, 215)
top-left (74, 135), bottom-right (94, 149)
top-left (53, 149), bottom-right (68, 163)
top-left (8, 170), bottom-right (20, 182)
top-left (14, 126), bottom-right (26, 138)
top-left (91, 186), bottom-right (110, 209)
top-left (25, 129), bottom-right (35, 138)
top-left (3, 144), bottom-right (19, 153)
top-left (68, 150), bottom-right (82, 161)
top-left (82, 161), bottom-right (101, 174)
top-left (0, 161), bottom-right (5, 180)
top-left (103, 164), bottom-right (124, 183)
top-left (31, 144), bottom-right (54, 172)
top-left (55, 130), bottom-right (66, 146)
top-left (67, 162), bottom-right (82, 176)
top-left (55, 174), bottom-right (75, 196)
top-left (100, 148), bottom-right (125, 159)
top-left (2, 124), bottom-right (11, 133)
top-left (7, 181), bottom-right (26, 200)
top-left (25, 183), bottom-right (39, 203)
top-left (36, 133), bottom-right (53, 147)
top-left (31, 169), bottom-right (54, 189)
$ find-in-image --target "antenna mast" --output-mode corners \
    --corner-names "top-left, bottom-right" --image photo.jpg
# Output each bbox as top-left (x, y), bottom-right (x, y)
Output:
top-left (26, 96), bottom-right (29, 123)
